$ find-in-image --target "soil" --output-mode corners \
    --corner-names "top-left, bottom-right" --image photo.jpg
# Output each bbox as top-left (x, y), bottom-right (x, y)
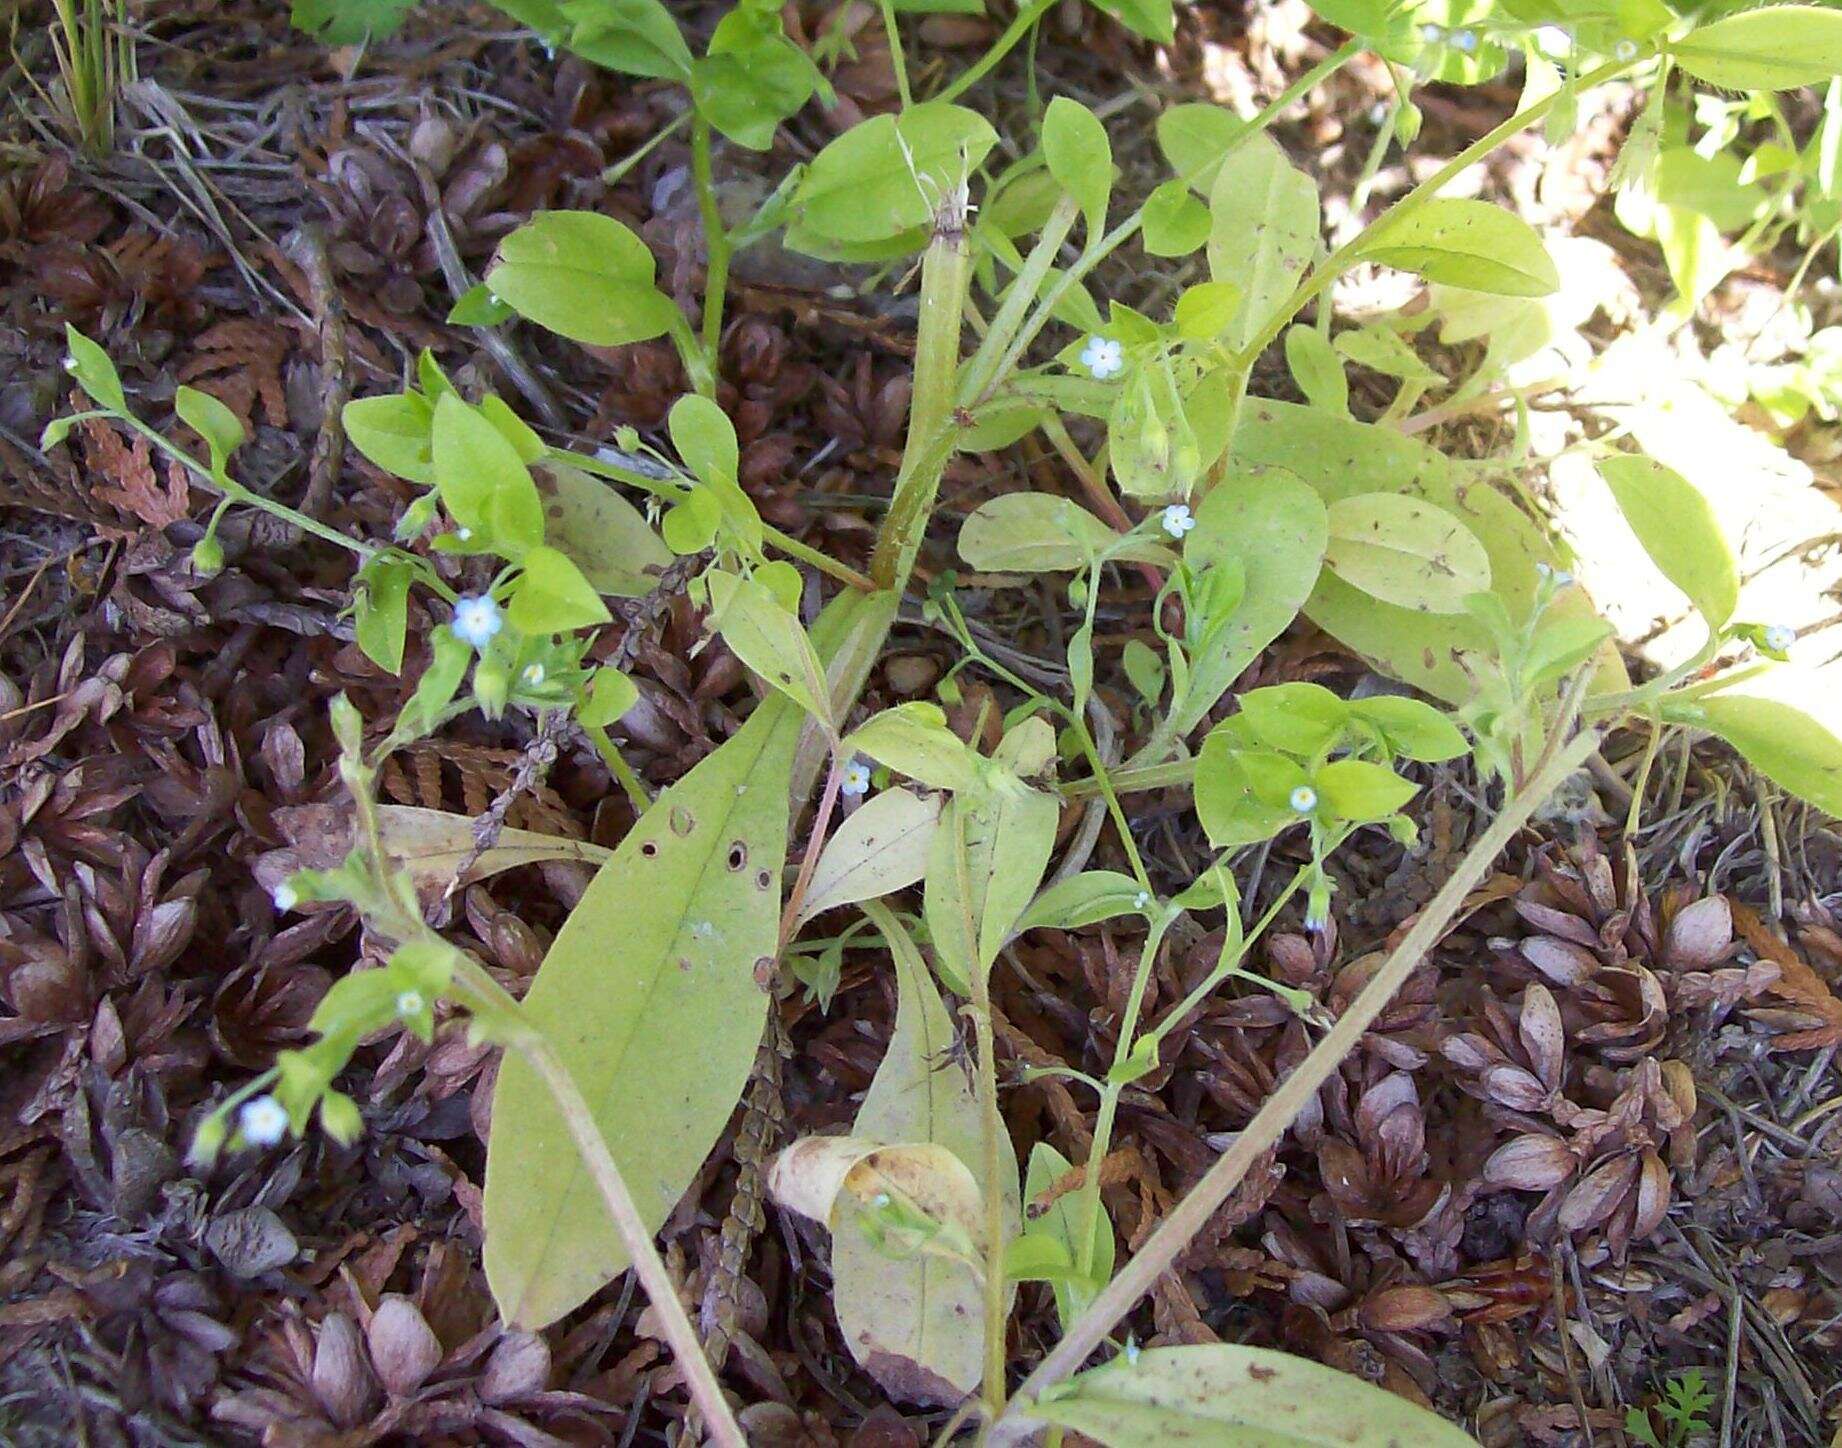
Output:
top-left (2, 2), bottom-right (1840, 1445)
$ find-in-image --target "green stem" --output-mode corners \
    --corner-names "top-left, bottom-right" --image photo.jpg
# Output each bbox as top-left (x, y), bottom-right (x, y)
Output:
top-left (934, 0), bottom-right (1057, 103)
top-left (1071, 912), bottom-right (1171, 1284)
top-left (585, 723), bottom-right (652, 812)
top-left (691, 114), bottom-right (731, 382)
top-left (124, 414), bottom-right (377, 561)
top-left (1229, 52), bottom-right (1643, 374)
top-left (878, 0), bottom-right (912, 108)
top-left (871, 194), bottom-right (973, 591)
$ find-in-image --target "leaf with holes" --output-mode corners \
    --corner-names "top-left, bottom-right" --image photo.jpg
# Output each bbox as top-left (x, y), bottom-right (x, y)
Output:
top-left (1323, 493), bottom-right (1491, 614)
top-left (483, 692), bottom-right (804, 1328)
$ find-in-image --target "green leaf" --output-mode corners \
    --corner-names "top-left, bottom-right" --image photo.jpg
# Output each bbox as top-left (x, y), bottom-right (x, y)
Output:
top-left (561, 0), bottom-right (693, 80)
top-left (1596, 453), bottom-right (1738, 630)
top-left (958, 494), bottom-right (1170, 572)
top-left (833, 900), bottom-right (1017, 1404)
top-left (1207, 134), bottom-right (1320, 354)
top-left (484, 689), bottom-right (805, 1327)
top-left (1238, 682), bottom-right (1349, 755)
top-left (175, 386), bottom-right (246, 477)
top-left (690, 4), bottom-right (820, 150)
top-left (1359, 198), bottom-right (1559, 297)
top-left (924, 778), bottom-right (1059, 994)
top-left (1284, 325), bottom-right (1348, 414)
top-left (1195, 739), bottom-right (1306, 847)
top-left (354, 555), bottom-right (413, 674)
top-left (1349, 696), bottom-right (1468, 761)
top-left (1086, 0), bottom-right (1173, 41)
top-left (399, 628), bottom-right (472, 737)
top-left (578, 668), bottom-right (639, 727)
top-left (1234, 400), bottom-right (1613, 704)
top-left (63, 325), bottom-right (125, 412)
top-left (1142, 179), bottom-right (1212, 256)
top-left (1316, 758), bottom-right (1417, 822)
top-left (1672, 6), bottom-right (1842, 91)
top-left (345, 393), bottom-right (435, 484)
top-left (1032, 1343), bottom-right (1481, 1447)
top-left (446, 283), bottom-right (517, 327)
top-left (662, 487), bottom-right (722, 553)
top-left (508, 545), bottom-right (613, 633)
top-left (1158, 104), bottom-right (1239, 192)
top-left (431, 393), bottom-right (546, 558)
top-left (848, 703), bottom-right (982, 793)
top-left (1173, 464), bottom-right (1328, 736)
top-left (668, 393), bottom-right (738, 488)
top-left (1334, 324), bottom-right (1442, 382)
top-left (485, 211), bottom-right (681, 346)
top-left (792, 103), bottom-right (998, 248)
top-left (1043, 97), bottom-right (1112, 235)
top-left (1173, 281), bottom-right (1242, 340)
top-left (1123, 637), bottom-right (1166, 704)
top-left (1323, 493), bottom-right (1491, 613)
top-left (1696, 695), bottom-right (1842, 817)
top-left (1014, 871), bottom-right (1150, 934)
top-left (1023, 1142), bottom-right (1113, 1328)
top-left (533, 461), bottom-right (672, 597)
top-left (291, 0), bottom-right (416, 42)
top-left (703, 570), bottom-right (834, 730)
top-left (796, 789), bottom-right (944, 926)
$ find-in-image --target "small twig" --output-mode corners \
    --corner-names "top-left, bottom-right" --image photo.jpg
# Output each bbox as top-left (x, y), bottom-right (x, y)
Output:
top-left (412, 161), bottom-right (566, 431)
top-left (1550, 1247), bottom-right (1595, 1447)
top-left (287, 226), bottom-right (348, 520)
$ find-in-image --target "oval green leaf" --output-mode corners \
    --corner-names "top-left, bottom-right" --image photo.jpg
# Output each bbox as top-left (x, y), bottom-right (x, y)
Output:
top-left (1672, 6), bottom-right (1842, 91)
top-left (485, 211), bottom-right (681, 347)
top-left (1697, 695), bottom-right (1842, 818)
top-left (1323, 492), bottom-right (1491, 613)
top-left (1359, 198), bottom-right (1559, 297)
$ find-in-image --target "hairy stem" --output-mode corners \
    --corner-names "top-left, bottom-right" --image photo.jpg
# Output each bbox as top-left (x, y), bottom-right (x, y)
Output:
top-left (871, 193), bottom-right (972, 591)
top-left (990, 688), bottom-right (1599, 1440)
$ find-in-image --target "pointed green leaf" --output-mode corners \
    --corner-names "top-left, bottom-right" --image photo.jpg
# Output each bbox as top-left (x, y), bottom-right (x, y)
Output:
top-left (1023, 1141), bottom-right (1113, 1328)
top-left (63, 325), bottom-right (125, 412)
top-left (958, 494), bottom-right (1170, 572)
top-left (1358, 198), bottom-right (1559, 297)
top-left (175, 386), bottom-right (246, 476)
top-left (1173, 463), bottom-right (1328, 736)
top-left (1596, 453), bottom-right (1738, 630)
top-left (345, 392), bottom-right (435, 484)
top-left (924, 778), bottom-right (1058, 994)
top-left (792, 103), bottom-right (998, 249)
top-left (508, 545), bottom-right (612, 634)
top-left (431, 393), bottom-right (546, 558)
top-left (354, 555), bottom-right (413, 674)
top-left (484, 695), bottom-right (803, 1328)
top-left (1696, 695), bottom-right (1842, 817)
top-left (1315, 758), bottom-right (1417, 822)
top-left (1672, 6), bottom-right (1842, 91)
top-left (703, 570), bottom-right (834, 729)
top-left (1043, 97), bottom-right (1112, 235)
top-left (1032, 1344), bottom-right (1480, 1447)
top-left (485, 211), bottom-right (681, 346)
top-left (796, 789), bottom-right (943, 926)
top-left (1349, 696), bottom-right (1468, 761)
top-left (1207, 134), bottom-right (1319, 355)
top-left (848, 703), bottom-right (983, 793)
